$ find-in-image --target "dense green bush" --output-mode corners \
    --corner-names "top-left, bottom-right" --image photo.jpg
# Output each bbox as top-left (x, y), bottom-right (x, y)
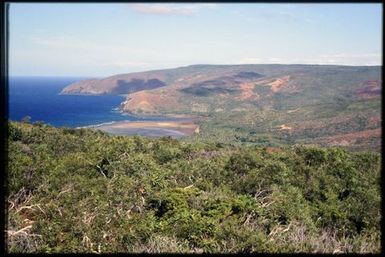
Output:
top-left (6, 121), bottom-right (381, 253)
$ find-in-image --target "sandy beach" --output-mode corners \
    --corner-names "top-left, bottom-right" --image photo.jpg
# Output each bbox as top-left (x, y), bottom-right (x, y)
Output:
top-left (91, 121), bottom-right (200, 138)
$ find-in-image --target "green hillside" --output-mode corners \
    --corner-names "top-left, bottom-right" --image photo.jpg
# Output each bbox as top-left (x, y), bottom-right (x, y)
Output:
top-left (61, 64), bottom-right (381, 152)
top-left (7, 121), bottom-right (381, 253)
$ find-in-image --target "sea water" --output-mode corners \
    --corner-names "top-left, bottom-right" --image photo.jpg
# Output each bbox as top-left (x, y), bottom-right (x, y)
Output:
top-left (8, 76), bottom-right (162, 128)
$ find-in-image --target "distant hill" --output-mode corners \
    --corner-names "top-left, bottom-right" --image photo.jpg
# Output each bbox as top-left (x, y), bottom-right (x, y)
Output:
top-left (61, 64), bottom-right (381, 151)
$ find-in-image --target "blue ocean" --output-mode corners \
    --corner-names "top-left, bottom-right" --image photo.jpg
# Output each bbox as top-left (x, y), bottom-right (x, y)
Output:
top-left (8, 76), bottom-right (162, 128)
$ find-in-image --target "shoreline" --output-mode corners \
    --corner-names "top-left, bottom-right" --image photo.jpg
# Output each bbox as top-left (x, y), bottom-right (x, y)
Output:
top-left (84, 120), bottom-right (200, 138)
top-left (116, 109), bottom-right (199, 121)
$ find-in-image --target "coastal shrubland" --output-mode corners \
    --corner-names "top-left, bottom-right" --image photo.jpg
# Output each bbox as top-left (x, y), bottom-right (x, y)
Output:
top-left (61, 65), bottom-right (381, 152)
top-left (7, 121), bottom-right (381, 253)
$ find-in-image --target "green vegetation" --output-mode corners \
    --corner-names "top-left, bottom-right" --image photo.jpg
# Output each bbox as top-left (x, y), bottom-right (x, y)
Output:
top-left (62, 65), bottom-right (381, 151)
top-left (7, 121), bottom-right (381, 253)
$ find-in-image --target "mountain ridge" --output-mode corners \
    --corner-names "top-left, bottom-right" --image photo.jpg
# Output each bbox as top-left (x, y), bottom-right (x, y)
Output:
top-left (61, 64), bottom-right (381, 96)
top-left (60, 64), bottom-right (381, 151)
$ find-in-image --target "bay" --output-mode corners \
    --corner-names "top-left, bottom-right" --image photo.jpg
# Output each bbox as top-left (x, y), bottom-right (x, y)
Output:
top-left (8, 76), bottom-right (162, 128)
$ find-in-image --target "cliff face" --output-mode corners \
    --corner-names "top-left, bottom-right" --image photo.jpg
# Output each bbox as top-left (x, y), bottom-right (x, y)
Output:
top-left (60, 79), bottom-right (106, 95)
top-left (60, 70), bottom-right (170, 95)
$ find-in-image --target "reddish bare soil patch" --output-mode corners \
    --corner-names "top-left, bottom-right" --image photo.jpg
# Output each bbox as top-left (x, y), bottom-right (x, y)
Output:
top-left (363, 80), bottom-right (380, 86)
top-left (367, 116), bottom-right (381, 128)
top-left (355, 80), bottom-right (381, 99)
top-left (268, 76), bottom-right (290, 92)
top-left (314, 128), bottom-right (381, 147)
top-left (277, 124), bottom-right (292, 130)
top-left (122, 90), bottom-right (181, 114)
top-left (237, 82), bottom-right (259, 100)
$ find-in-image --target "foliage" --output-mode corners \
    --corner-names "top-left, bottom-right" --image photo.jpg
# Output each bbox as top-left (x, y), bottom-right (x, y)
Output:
top-left (7, 121), bottom-right (381, 253)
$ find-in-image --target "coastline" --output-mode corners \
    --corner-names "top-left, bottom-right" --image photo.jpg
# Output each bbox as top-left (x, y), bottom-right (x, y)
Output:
top-left (82, 120), bottom-right (200, 138)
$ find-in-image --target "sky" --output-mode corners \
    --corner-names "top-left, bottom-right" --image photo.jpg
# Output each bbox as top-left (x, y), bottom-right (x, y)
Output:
top-left (8, 3), bottom-right (383, 77)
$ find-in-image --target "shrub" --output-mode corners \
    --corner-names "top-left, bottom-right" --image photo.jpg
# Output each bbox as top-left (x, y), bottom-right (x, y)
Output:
top-left (6, 121), bottom-right (381, 253)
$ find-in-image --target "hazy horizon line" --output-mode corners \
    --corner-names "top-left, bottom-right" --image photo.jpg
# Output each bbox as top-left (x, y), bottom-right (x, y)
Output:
top-left (8, 62), bottom-right (382, 78)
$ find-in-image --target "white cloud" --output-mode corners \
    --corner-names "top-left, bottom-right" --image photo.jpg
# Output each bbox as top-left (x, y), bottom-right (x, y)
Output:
top-left (236, 53), bottom-right (382, 66)
top-left (197, 3), bottom-right (217, 8)
top-left (319, 53), bottom-right (380, 58)
top-left (236, 57), bottom-right (285, 64)
top-left (317, 53), bottom-right (381, 65)
top-left (234, 6), bottom-right (316, 24)
top-left (131, 4), bottom-right (195, 16)
top-left (99, 61), bottom-right (152, 68)
top-left (130, 3), bottom-right (217, 16)
top-left (269, 57), bottom-right (282, 63)
top-left (236, 57), bottom-right (263, 64)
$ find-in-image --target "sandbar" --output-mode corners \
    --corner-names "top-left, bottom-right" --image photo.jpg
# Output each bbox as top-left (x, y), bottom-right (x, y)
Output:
top-left (91, 121), bottom-right (200, 138)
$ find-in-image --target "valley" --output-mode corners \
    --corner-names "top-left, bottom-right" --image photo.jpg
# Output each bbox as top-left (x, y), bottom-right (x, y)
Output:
top-left (61, 64), bottom-right (381, 151)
